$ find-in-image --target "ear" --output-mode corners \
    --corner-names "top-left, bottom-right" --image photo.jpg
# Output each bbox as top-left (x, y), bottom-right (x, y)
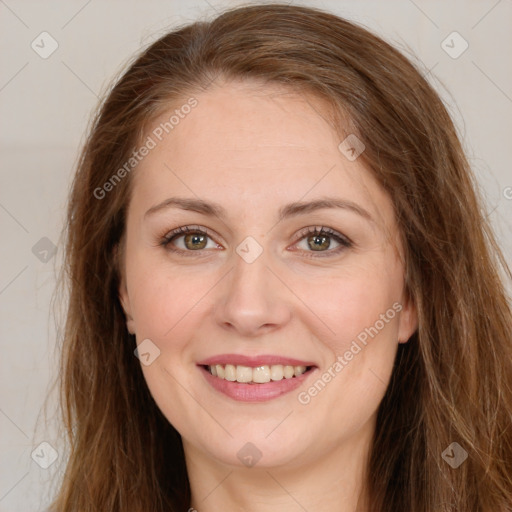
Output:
top-left (397, 291), bottom-right (418, 344)
top-left (115, 243), bottom-right (136, 335)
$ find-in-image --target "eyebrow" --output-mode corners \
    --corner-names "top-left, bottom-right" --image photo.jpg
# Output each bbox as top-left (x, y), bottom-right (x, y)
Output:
top-left (144, 196), bottom-right (373, 223)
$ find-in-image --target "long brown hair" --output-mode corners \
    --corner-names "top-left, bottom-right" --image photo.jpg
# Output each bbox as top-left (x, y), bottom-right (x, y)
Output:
top-left (51, 3), bottom-right (512, 511)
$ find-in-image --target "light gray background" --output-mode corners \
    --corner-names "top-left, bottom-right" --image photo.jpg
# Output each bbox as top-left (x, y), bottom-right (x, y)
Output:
top-left (1, 0), bottom-right (511, 510)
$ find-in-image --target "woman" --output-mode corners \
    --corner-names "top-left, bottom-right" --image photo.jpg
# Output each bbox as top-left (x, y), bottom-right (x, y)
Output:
top-left (51, 3), bottom-right (512, 511)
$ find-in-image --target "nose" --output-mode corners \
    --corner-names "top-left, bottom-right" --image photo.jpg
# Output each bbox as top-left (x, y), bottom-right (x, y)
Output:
top-left (213, 246), bottom-right (292, 338)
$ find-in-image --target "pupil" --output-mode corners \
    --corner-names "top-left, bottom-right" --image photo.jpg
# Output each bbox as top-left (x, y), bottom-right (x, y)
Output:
top-left (310, 235), bottom-right (329, 251)
top-left (186, 233), bottom-right (206, 249)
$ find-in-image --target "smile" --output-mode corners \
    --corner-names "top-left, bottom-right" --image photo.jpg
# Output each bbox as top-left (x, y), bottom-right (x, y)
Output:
top-left (205, 363), bottom-right (309, 383)
top-left (196, 355), bottom-right (317, 402)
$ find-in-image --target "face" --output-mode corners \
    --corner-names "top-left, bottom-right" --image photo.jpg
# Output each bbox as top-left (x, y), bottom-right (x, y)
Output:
top-left (118, 80), bottom-right (417, 470)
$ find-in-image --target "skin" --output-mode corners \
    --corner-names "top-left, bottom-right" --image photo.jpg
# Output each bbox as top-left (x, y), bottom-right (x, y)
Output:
top-left (118, 79), bottom-right (417, 511)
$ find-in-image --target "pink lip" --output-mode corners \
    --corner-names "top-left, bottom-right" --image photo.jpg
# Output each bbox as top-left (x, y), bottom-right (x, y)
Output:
top-left (197, 354), bottom-right (316, 367)
top-left (199, 366), bottom-right (316, 402)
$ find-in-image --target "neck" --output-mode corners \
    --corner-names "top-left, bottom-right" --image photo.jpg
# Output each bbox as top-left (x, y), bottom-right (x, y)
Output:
top-left (184, 417), bottom-right (374, 512)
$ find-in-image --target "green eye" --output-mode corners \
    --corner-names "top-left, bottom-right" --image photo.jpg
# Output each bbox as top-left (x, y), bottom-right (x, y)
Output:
top-left (161, 225), bottom-right (352, 258)
top-left (293, 226), bottom-right (352, 257)
top-left (161, 225), bottom-right (219, 255)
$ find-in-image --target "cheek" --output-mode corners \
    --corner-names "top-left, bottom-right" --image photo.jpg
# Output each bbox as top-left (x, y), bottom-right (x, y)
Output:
top-left (128, 258), bottom-right (214, 341)
top-left (292, 254), bottom-right (403, 413)
top-left (294, 282), bottom-right (401, 445)
top-left (329, 281), bottom-right (401, 349)
top-left (293, 255), bottom-right (403, 350)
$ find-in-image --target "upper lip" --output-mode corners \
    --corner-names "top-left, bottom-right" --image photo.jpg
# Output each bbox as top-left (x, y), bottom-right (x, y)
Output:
top-left (197, 354), bottom-right (316, 367)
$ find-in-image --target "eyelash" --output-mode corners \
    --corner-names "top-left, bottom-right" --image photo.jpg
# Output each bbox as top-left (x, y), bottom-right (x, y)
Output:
top-left (159, 224), bottom-right (352, 259)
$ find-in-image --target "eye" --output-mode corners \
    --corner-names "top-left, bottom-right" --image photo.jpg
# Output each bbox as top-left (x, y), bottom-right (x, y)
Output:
top-left (292, 226), bottom-right (352, 257)
top-left (159, 224), bottom-right (352, 258)
top-left (160, 225), bottom-right (221, 255)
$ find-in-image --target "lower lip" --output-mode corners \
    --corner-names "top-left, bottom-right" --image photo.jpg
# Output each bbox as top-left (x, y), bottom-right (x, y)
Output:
top-left (199, 365), bottom-right (315, 402)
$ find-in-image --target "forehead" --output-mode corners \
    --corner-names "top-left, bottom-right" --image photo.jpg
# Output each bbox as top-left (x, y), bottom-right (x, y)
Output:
top-left (144, 80), bottom-right (341, 170)
top-left (130, 80), bottom-right (394, 228)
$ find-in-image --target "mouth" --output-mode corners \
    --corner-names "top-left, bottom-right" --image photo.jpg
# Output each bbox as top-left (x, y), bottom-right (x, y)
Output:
top-left (196, 355), bottom-right (318, 402)
top-left (202, 363), bottom-right (312, 383)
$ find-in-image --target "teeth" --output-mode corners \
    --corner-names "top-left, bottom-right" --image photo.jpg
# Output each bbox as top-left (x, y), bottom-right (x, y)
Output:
top-left (270, 364), bottom-right (284, 381)
top-left (224, 364), bottom-right (236, 382)
top-left (236, 365), bottom-right (252, 383)
top-left (284, 365), bottom-right (295, 379)
top-left (208, 364), bottom-right (308, 383)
